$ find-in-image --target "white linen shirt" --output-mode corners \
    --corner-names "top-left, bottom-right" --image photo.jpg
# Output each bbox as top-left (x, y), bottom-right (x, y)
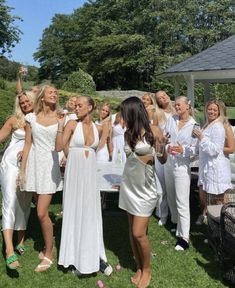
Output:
top-left (198, 120), bottom-right (232, 194)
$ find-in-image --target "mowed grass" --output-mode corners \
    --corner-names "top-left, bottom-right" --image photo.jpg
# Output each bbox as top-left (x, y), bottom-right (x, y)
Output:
top-left (0, 174), bottom-right (232, 288)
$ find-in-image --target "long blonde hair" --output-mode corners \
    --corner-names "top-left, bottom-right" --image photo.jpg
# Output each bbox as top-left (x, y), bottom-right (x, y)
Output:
top-left (34, 85), bottom-right (60, 115)
top-left (13, 91), bottom-right (35, 129)
top-left (217, 100), bottom-right (229, 124)
top-left (204, 99), bottom-right (225, 126)
top-left (154, 90), bottom-right (175, 125)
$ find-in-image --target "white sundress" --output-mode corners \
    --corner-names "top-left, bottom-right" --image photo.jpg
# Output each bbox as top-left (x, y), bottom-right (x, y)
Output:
top-left (112, 123), bottom-right (126, 164)
top-left (58, 121), bottom-right (107, 274)
top-left (95, 120), bottom-right (109, 162)
top-left (24, 113), bottom-right (62, 194)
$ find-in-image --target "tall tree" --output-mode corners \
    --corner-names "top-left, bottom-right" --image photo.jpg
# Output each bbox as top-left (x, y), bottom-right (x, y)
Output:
top-left (34, 0), bottom-right (235, 90)
top-left (0, 0), bottom-right (21, 54)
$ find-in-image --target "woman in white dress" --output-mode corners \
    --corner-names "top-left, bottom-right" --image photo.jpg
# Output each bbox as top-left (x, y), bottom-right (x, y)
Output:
top-left (164, 96), bottom-right (197, 251)
top-left (154, 90), bottom-right (176, 226)
top-left (118, 97), bottom-right (166, 288)
top-left (141, 93), bottom-right (155, 124)
top-left (193, 100), bottom-right (233, 220)
top-left (0, 92), bottom-right (35, 270)
top-left (19, 85), bottom-right (62, 272)
top-left (112, 112), bottom-right (126, 164)
top-left (56, 96), bottom-right (111, 275)
top-left (95, 103), bottom-right (112, 162)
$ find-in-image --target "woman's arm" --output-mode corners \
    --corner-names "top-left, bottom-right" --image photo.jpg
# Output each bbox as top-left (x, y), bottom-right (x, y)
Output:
top-left (0, 117), bottom-right (14, 143)
top-left (107, 135), bottom-right (113, 161)
top-left (199, 123), bottom-right (225, 157)
top-left (152, 112), bottom-right (159, 126)
top-left (96, 121), bottom-right (110, 152)
top-left (224, 122), bottom-right (235, 155)
top-left (20, 123), bottom-right (32, 173)
top-left (55, 120), bottom-right (76, 156)
top-left (151, 125), bottom-right (167, 164)
top-left (16, 67), bottom-right (24, 94)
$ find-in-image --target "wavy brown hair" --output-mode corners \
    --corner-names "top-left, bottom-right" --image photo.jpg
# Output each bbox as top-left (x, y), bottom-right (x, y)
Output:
top-left (120, 96), bottom-right (154, 151)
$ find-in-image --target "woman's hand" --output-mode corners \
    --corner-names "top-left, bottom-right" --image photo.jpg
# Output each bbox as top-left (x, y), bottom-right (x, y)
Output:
top-left (192, 128), bottom-right (203, 140)
top-left (16, 170), bottom-right (26, 191)
top-left (57, 112), bottom-right (66, 131)
top-left (17, 151), bottom-right (23, 162)
top-left (167, 142), bottom-right (183, 154)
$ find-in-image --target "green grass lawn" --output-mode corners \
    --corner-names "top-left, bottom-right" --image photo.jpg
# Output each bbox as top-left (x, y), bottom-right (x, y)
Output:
top-left (0, 176), bottom-right (232, 288)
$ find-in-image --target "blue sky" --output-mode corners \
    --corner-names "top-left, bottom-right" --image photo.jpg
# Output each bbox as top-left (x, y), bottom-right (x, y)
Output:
top-left (6, 0), bottom-right (87, 67)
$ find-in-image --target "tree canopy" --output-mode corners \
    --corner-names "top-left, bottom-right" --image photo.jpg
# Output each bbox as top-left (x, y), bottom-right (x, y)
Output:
top-left (0, 0), bottom-right (21, 54)
top-left (34, 0), bottom-right (235, 90)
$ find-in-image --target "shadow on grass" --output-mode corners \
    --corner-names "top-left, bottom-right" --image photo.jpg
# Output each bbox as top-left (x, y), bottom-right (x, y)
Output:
top-left (99, 193), bottom-right (135, 270)
top-left (27, 196), bottom-right (61, 255)
top-left (6, 267), bottom-right (20, 278)
top-left (26, 191), bottom-right (134, 277)
top-left (102, 214), bottom-right (134, 270)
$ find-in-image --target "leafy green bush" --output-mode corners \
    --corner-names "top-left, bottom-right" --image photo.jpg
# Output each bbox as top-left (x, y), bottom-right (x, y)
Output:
top-left (0, 78), bottom-right (7, 90)
top-left (62, 69), bottom-right (96, 95)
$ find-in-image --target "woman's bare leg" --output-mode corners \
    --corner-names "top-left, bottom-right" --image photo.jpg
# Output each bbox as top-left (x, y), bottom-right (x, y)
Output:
top-left (35, 194), bottom-right (53, 271)
top-left (127, 213), bottom-right (142, 285)
top-left (132, 216), bottom-right (151, 288)
top-left (198, 186), bottom-right (207, 215)
top-left (3, 229), bottom-right (20, 268)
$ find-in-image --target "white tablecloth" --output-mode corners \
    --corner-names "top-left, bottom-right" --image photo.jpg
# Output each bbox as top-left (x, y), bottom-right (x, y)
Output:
top-left (96, 162), bottom-right (124, 192)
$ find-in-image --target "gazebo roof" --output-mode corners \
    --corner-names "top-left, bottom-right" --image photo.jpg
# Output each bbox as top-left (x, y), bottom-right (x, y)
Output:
top-left (160, 34), bottom-right (235, 82)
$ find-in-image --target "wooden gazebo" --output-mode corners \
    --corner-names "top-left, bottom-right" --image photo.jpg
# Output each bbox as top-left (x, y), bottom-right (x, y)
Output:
top-left (159, 35), bottom-right (235, 107)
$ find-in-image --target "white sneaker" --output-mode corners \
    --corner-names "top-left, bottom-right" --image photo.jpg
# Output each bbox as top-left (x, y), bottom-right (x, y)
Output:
top-left (100, 259), bottom-right (113, 276)
top-left (158, 218), bottom-right (167, 226)
top-left (103, 264), bottom-right (113, 276)
top-left (71, 269), bottom-right (82, 276)
top-left (195, 215), bottom-right (205, 225)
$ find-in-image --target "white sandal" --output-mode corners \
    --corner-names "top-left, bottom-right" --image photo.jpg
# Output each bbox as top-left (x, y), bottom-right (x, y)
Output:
top-left (35, 256), bottom-right (53, 272)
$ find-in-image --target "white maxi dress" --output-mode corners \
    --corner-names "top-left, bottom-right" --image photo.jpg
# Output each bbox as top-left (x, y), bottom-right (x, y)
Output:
top-left (0, 129), bottom-right (32, 230)
top-left (58, 121), bottom-right (107, 274)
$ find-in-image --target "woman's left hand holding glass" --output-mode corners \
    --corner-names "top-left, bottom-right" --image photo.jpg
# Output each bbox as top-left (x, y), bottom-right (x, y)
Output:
top-left (170, 142), bottom-right (183, 154)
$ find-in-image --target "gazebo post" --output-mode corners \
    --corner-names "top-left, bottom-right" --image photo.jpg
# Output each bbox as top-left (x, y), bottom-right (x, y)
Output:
top-left (203, 81), bottom-right (211, 104)
top-left (174, 78), bottom-right (180, 99)
top-left (185, 75), bottom-right (195, 107)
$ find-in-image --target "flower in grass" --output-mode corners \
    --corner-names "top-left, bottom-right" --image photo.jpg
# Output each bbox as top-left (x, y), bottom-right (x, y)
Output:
top-left (115, 263), bottom-right (121, 271)
top-left (97, 280), bottom-right (105, 288)
top-left (160, 240), bottom-right (168, 245)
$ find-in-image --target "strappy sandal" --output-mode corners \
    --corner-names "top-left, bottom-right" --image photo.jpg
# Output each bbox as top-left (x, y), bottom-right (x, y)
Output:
top-left (6, 254), bottom-right (20, 270)
top-left (35, 256), bottom-right (53, 272)
top-left (15, 244), bottom-right (26, 255)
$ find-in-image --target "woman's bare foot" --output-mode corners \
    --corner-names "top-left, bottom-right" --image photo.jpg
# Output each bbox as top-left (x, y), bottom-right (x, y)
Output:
top-left (131, 269), bottom-right (142, 285)
top-left (137, 269), bottom-right (151, 288)
top-left (35, 256), bottom-right (53, 272)
top-left (6, 253), bottom-right (20, 269)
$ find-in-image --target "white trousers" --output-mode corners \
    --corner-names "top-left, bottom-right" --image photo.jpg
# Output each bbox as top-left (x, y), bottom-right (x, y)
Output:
top-left (164, 161), bottom-right (191, 239)
top-left (155, 158), bottom-right (168, 220)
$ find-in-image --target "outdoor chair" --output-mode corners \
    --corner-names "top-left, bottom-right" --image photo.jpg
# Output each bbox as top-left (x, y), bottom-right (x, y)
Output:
top-left (207, 189), bottom-right (235, 283)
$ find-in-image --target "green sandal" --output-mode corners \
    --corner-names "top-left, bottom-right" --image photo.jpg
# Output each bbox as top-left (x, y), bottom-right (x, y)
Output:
top-left (16, 244), bottom-right (26, 255)
top-left (6, 254), bottom-right (19, 270)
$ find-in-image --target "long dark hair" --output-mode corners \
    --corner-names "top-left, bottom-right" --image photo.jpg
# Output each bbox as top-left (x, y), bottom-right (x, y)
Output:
top-left (120, 96), bottom-right (154, 150)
